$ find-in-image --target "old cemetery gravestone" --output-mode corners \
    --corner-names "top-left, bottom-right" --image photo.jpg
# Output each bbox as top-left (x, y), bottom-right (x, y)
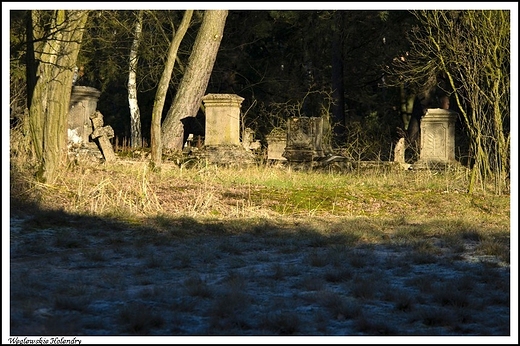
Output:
top-left (68, 86), bottom-right (100, 146)
top-left (283, 116), bottom-right (329, 163)
top-left (201, 93), bottom-right (256, 166)
top-left (242, 127), bottom-right (262, 153)
top-left (67, 86), bottom-right (102, 160)
top-left (67, 86), bottom-right (115, 162)
top-left (282, 116), bottom-right (350, 171)
top-left (413, 108), bottom-right (459, 170)
top-left (393, 137), bottom-right (411, 170)
top-left (90, 111), bottom-right (116, 162)
top-left (266, 127), bottom-right (287, 162)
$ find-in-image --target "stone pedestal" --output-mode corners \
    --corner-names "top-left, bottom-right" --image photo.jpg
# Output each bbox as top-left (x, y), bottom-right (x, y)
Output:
top-left (202, 145), bottom-right (256, 166)
top-left (68, 86), bottom-right (101, 145)
top-left (414, 108), bottom-right (458, 169)
top-left (202, 93), bottom-right (244, 146)
top-left (201, 94), bottom-right (255, 166)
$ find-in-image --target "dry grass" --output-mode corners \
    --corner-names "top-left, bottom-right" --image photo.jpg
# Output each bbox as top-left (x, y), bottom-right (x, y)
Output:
top-left (8, 146), bottom-right (513, 339)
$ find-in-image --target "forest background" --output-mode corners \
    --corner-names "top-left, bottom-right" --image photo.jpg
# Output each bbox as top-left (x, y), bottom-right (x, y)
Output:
top-left (6, 3), bottom-right (515, 194)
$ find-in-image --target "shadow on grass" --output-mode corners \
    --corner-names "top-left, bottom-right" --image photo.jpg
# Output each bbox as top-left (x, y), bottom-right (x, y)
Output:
top-left (10, 191), bottom-right (510, 265)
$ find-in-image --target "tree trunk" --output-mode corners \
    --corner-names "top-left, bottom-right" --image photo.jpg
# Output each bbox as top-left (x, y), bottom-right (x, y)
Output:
top-left (28, 10), bottom-right (89, 183)
top-left (128, 10), bottom-right (143, 148)
top-left (25, 11), bottom-right (37, 110)
top-left (331, 10), bottom-right (345, 145)
top-left (161, 10), bottom-right (228, 150)
top-left (150, 10), bottom-right (193, 168)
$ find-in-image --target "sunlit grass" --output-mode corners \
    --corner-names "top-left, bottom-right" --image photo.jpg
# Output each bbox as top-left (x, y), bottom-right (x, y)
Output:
top-left (10, 154), bottom-right (510, 254)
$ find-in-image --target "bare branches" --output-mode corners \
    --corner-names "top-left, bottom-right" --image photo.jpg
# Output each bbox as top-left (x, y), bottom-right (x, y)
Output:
top-left (391, 10), bottom-right (510, 193)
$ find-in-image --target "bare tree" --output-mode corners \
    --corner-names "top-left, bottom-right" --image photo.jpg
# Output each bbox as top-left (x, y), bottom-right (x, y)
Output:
top-left (149, 10), bottom-right (193, 169)
top-left (28, 10), bottom-right (89, 183)
top-left (435, 10), bottom-right (510, 194)
top-left (161, 10), bottom-right (228, 150)
top-left (331, 10), bottom-right (346, 144)
top-left (389, 10), bottom-right (510, 194)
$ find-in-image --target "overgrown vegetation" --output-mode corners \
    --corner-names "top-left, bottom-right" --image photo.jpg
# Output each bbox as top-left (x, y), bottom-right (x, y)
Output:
top-left (10, 121), bottom-right (510, 260)
top-left (9, 117), bottom-right (511, 337)
top-left (388, 10), bottom-right (510, 194)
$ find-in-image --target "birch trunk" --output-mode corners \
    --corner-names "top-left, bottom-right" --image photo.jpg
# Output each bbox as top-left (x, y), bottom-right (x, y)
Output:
top-left (128, 10), bottom-right (143, 148)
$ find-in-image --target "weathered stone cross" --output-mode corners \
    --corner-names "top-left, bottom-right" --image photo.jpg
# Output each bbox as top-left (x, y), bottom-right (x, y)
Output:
top-left (89, 111), bottom-right (116, 162)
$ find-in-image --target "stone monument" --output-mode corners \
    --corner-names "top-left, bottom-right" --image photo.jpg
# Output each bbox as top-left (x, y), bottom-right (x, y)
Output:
top-left (414, 108), bottom-right (458, 169)
top-left (265, 127), bottom-right (287, 161)
top-left (68, 86), bottom-right (101, 145)
top-left (203, 93), bottom-right (243, 146)
top-left (283, 116), bottom-right (330, 163)
top-left (393, 137), bottom-right (411, 170)
top-left (90, 111), bottom-right (116, 162)
top-left (201, 93), bottom-right (255, 166)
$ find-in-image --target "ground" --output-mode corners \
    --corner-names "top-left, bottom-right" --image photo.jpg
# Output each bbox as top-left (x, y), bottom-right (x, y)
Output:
top-left (7, 211), bottom-right (513, 344)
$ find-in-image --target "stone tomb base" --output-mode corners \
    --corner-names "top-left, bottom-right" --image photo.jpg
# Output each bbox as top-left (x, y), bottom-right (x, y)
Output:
top-left (68, 142), bottom-right (104, 163)
top-left (411, 160), bottom-right (464, 171)
top-left (202, 145), bottom-right (256, 166)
